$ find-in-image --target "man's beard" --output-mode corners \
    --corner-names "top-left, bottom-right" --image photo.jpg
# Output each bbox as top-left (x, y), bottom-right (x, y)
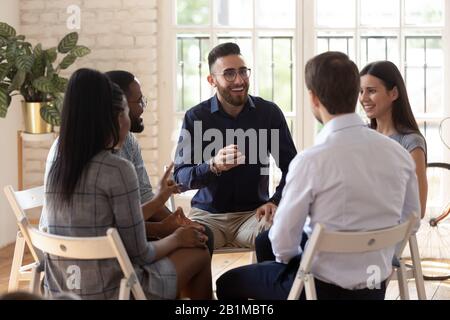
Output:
top-left (216, 84), bottom-right (249, 107)
top-left (130, 117), bottom-right (145, 133)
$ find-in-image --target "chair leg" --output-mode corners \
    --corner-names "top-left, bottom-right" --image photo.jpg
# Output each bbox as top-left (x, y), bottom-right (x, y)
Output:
top-left (304, 274), bottom-right (317, 300)
top-left (29, 264), bottom-right (41, 294)
top-left (409, 235), bottom-right (427, 300)
top-left (288, 275), bottom-right (305, 300)
top-left (119, 278), bottom-right (130, 300)
top-left (397, 260), bottom-right (410, 300)
top-left (8, 232), bottom-right (26, 292)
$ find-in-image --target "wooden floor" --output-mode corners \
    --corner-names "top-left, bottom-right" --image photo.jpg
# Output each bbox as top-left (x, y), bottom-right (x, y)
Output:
top-left (1, 243), bottom-right (450, 299)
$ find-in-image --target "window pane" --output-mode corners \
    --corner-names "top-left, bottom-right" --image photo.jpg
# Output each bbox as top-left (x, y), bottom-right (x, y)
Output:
top-left (419, 122), bottom-right (442, 162)
top-left (360, 36), bottom-right (398, 67)
top-left (316, 0), bottom-right (355, 28)
top-left (176, 36), bottom-right (211, 112)
top-left (316, 34), bottom-right (354, 59)
top-left (215, 0), bottom-right (252, 28)
top-left (426, 68), bottom-right (443, 114)
top-left (406, 67), bottom-right (425, 114)
top-left (360, 0), bottom-right (400, 27)
top-left (177, 0), bottom-right (210, 25)
top-left (404, 0), bottom-right (444, 26)
top-left (258, 37), bottom-right (294, 113)
top-left (426, 38), bottom-right (443, 67)
top-left (406, 38), bottom-right (425, 66)
top-left (256, 0), bottom-right (296, 28)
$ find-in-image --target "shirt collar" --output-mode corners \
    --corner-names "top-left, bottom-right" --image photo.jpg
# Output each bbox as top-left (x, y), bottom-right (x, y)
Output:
top-left (315, 113), bottom-right (366, 146)
top-left (211, 94), bottom-right (256, 114)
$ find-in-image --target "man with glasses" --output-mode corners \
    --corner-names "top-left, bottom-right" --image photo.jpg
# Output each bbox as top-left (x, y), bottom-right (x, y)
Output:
top-left (174, 42), bottom-right (297, 251)
top-left (106, 71), bottom-right (213, 254)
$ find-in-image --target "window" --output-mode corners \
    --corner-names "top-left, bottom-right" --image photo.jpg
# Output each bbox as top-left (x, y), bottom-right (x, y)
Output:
top-left (159, 0), bottom-right (450, 190)
top-left (315, 0), bottom-right (446, 162)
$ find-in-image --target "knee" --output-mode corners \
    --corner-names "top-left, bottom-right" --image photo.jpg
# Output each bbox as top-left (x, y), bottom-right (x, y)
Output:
top-left (216, 269), bottom-right (239, 300)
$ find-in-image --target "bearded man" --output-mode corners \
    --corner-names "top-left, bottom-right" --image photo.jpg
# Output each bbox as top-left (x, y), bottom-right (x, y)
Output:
top-left (174, 42), bottom-right (297, 251)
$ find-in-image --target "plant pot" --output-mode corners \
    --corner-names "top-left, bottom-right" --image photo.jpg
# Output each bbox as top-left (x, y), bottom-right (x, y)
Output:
top-left (22, 102), bottom-right (53, 134)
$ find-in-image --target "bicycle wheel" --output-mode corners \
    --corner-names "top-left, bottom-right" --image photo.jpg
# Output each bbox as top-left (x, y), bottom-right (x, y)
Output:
top-left (414, 162), bottom-right (450, 281)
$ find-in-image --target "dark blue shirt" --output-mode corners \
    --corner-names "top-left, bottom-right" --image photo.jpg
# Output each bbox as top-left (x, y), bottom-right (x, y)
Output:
top-left (174, 95), bottom-right (297, 213)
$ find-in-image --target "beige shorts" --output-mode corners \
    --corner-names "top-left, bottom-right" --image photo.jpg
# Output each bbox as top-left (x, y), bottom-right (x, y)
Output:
top-left (188, 207), bottom-right (272, 250)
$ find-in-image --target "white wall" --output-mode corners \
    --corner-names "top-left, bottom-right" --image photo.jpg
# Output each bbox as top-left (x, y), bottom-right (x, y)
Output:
top-left (0, 0), bottom-right (22, 248)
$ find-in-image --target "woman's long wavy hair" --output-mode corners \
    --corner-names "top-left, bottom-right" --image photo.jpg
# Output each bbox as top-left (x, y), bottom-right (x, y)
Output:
top-left (47, 68), bottom-right (125, 210)
top-left (360, 60), bottom-right (421, 135)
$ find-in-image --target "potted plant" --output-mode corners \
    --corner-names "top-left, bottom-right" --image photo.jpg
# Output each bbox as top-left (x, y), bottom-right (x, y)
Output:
top-left (0, 22), bottom-right (91, 133)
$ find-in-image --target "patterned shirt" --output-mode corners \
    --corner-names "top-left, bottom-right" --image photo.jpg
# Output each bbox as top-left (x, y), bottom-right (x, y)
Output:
top-left (43, 150), bottom-right (176, 299)
top-left (117, 132), bottom-right (155, 204)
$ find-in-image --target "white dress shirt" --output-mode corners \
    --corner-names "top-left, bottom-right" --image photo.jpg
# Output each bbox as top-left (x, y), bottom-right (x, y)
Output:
top-left (269, 113), bottom-right (420, 290)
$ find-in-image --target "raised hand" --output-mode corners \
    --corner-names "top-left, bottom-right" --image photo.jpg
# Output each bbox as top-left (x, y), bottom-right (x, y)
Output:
top-left (211, 144), bottom-right (246, 173)
top-left (154, 162), bottom-right (181, 206)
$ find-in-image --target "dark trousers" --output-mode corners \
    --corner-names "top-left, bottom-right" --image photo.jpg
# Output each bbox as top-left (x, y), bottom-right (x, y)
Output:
top-left (216, 255), bottom-right (387, 300)
top-left (255, 229), bottom-right (309, 262)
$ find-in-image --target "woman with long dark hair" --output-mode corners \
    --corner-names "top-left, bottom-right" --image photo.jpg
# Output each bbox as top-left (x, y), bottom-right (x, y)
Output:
top-left (360, 61), bottom-right (427, 218)
top-left (44, 68), bottom-right (212, 300)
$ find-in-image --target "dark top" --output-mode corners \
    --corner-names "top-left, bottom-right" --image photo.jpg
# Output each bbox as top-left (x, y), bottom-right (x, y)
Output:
top-left (174, 95), bottom-right (297, 213)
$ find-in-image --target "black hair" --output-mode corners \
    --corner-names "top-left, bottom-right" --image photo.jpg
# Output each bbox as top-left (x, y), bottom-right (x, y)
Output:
top-left (208, 42), bottom-right (241, 71)
top-left (105, 70), bottom-right (135, 96)
top-left (47, 68), bottom-right (125, 209)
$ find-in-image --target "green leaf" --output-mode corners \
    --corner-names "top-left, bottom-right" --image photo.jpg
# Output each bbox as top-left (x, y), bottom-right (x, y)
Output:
top-left (31, 56), bottom-right (45, 78)
top-left (70, 45), bottom-right (91, 58)
top-left (52, 76), bottom-right (68, 93)
top-left (58, 32), bottom-right (78, 54)
top-left (0, 63), bottom-right (11, 81)
top-left (0, 36), bottom-right (7, 47)
top-left (0, 22), bottom-right (16, 38)
top-left (15, 35), bottom-right (25, 41)
top-left (58, 54), bottom-right (77, 70)
top-left (0, 86), bottom-right (11, 117)
top-left (32, 76), bottom-right (55, 93)
top-left (16, 55), bottom-right (34, 72)
top-left (6, 42), bottom-right (17, 63)
top-left (34, 44), bottom-right (43, 57)
top-left (40, 103), bottom-right (60, 126)
top-left (45, 47), bottom-right (57, 63)
top-left (8, 69), bottom-right (26, 92)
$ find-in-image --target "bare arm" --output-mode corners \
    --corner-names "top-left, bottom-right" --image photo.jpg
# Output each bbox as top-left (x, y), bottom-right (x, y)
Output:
top-left (410, 148), bottom-right (428, 219)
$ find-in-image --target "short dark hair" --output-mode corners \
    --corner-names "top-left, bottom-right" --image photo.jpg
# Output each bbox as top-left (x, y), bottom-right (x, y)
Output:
top-left (208, 42), bottom-right (241, 71)
top-left (305, 51), bottom-right (360, 115)
top-left (360, 61), bottom-right (421, 135)
top-left (105, 70), bottom-right (135, 96)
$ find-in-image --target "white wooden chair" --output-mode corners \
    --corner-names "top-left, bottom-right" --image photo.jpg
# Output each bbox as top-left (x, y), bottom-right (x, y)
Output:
top-left (25, 224), bottom-right (146, 300)
top-left (165, 167), bottom-right (256, 263)
top-left (387, 234), bottom-right (427, 300)
top-left (4, 185), bottom-right (146, 300)
top-left (287, 215), bottom-right (418, 300)
top-left (3, 185), bottom-right (45, 293)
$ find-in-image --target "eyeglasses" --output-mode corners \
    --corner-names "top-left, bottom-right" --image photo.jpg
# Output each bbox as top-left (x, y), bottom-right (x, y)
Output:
top-left (129, 96), bottom-right (148, 109)
top-left (213, 68), bottom-right (251, 82)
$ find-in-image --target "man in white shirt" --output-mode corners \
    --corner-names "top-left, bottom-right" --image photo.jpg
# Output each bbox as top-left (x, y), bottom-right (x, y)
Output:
top-left (216, 52), bottom-right (420, 300)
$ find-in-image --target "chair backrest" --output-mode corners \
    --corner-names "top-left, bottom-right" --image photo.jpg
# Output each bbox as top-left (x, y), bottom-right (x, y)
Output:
top-left (22, 220), bottom-right (146, 300)
top-left (4, 185), bottom-right (146, 300)
top-left (301, 215), bottom-right (416, 272)
top-left (288, 215), bottom-right (417, 299)
top-left (4, 185), bottom-right (45, 262)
